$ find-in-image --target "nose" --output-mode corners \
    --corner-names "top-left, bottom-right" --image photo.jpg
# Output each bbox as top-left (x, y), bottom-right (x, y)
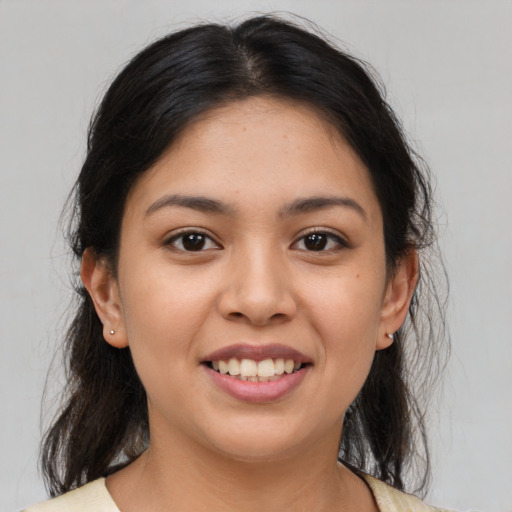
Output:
top-left (217, 246), bottom-right (297, 326)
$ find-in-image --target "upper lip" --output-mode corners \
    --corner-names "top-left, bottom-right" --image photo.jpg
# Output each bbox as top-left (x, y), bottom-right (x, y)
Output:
top-left (203, 343), bottom-right (312, 363)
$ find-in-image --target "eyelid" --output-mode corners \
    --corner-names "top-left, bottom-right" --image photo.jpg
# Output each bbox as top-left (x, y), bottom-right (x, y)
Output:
top-left (291, 227), bottom-right (351, 251)
top-left (164, 228), bottom-right (222, 251)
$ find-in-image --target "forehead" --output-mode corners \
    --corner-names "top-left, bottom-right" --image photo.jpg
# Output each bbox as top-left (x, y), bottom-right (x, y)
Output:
top-left (125, 96), bottom-right (381, 224)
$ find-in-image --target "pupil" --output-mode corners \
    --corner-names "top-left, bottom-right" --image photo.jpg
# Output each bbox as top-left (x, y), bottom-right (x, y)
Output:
top-left (305, 233), bottom-right (327, 251)
top-left (183, 233), bottom-right (205, 251)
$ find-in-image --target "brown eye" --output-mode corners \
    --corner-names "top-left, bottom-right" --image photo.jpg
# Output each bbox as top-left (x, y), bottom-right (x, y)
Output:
top-left (304, 233), bottom-right (328, 251)
top-left (293, 231), bottom-right (348, 252)
top-left (167, 231), bottom-right (220, 252)
top-left (183, 233), bottom-right (206, 250)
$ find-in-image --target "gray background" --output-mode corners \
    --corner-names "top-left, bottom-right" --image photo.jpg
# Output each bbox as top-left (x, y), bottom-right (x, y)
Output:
top-left (1, 1), bottom-right (511, 511)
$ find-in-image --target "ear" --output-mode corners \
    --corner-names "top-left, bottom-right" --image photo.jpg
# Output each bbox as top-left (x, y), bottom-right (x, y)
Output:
top-left (376, 248), bottom-right (419, 350)
top-left (80, 248), bottom-right (129, 348)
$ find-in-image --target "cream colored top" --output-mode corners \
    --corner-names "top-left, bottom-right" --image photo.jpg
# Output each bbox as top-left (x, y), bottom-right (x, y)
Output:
top-left (24, 475), bottom-right (452, 511)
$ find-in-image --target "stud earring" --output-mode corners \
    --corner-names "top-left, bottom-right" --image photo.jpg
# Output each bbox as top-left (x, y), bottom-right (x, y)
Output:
top-left (385, 332), bottom-right (394, 340)
top-left (109, 330), bottom-right (115, 335)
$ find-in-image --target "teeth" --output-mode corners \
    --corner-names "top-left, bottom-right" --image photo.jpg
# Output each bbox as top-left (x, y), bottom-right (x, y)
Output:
top-left (274, 358), bottom-right (284, 375)
top-left (218, 360), bottom-right (228, 374)
top-left (240, 359), bottom-right (257, 377)
top-left (211, 357), bottom-right (303, 379)
top-left (257, 358), bottom-right (276, 377)
top-left (284, 359), bottom-right (294, 374)
top-left (227, 358), bottom-right (240, 376)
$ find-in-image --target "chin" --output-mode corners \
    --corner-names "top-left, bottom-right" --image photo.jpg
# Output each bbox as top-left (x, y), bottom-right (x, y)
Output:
top-left (201, 416), bottom-right (330, 464)
top-left (211, 437), bottom-right (300, 464)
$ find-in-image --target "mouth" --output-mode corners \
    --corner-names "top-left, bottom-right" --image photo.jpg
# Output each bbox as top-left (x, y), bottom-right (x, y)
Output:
top-left (201, 344), bottom-right (313, 398)
top-left (204, 357), bottom-right (309, 382)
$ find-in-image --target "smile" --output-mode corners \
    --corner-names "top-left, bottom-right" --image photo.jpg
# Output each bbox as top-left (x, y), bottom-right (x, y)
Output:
top-left (207, 357), bottom-right (306, 381)
top-left (202, 344), bottom-right (312, 402)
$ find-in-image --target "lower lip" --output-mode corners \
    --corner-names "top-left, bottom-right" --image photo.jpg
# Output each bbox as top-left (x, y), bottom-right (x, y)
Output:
top-left (204, 366), bottom-right (310, 403)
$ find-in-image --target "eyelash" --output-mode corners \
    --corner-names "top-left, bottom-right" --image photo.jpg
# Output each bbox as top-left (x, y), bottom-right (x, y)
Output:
top-left (165, 228), bottom-right (349, 253)
top-left (165, 229), bottom-right (221, 252)
top-left (292, 229), bottom-right (350, 253)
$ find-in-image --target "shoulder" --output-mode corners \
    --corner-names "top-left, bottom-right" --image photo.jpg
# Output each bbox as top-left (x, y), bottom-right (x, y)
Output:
top-left (362, 474), bottom-right (453, 512)
top-left (23, 478), bottom-right (119, 512)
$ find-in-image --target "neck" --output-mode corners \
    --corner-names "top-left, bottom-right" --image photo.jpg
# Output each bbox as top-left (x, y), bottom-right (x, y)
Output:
top-left (107, 428), bottom-right (376, 512)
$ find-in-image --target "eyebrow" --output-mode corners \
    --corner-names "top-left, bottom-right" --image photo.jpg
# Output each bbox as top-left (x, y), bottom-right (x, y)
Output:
top-left (279, 196), bottom-right (367, 220)
top-left (144, 193), bottom-right (367, 220)
top-left (145, 194), bottom-right (233, 217)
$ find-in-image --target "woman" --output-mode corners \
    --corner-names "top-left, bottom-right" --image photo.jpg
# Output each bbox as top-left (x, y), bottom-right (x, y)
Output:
top-left (26, 15), bottom-right (449, 511)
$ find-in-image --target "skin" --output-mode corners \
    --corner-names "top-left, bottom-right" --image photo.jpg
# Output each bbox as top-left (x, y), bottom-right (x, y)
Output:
top-left (82, 96), bottom-right (418, 512)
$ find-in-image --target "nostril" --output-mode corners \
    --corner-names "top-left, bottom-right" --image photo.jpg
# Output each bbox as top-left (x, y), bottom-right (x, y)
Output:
top-left (226, 310), bottom-right (291, 326)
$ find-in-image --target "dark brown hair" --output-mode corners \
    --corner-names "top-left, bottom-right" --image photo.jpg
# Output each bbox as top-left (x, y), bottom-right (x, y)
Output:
top-left (42, 14), bottom-right (448, 498)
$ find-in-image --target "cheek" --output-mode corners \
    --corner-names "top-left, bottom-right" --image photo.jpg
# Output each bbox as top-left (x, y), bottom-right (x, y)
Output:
top-left (301, 268), bottom-right (385, 398)
top-left (117, 272), bottom-right (217, 424)
top-left (120, 254), bottom-right (217, 334)
top-left (117, 261), bottom-right (219, 384)
top-left (305, 268), bottom-right (386, 339)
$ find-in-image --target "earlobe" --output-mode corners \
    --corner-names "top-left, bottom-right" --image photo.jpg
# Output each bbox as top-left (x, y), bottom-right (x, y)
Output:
top-left (80, 248), bottom-right (129, 348)
top-left (376, 249), bottom-right (419, 350)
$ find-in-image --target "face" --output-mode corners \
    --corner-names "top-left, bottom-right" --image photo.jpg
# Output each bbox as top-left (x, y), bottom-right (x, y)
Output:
top-left (84, 96), bottom-right (414, 463)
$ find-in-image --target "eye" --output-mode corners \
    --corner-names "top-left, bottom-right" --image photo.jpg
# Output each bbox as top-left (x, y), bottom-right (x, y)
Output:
top-left (293, 231), bottom-right (348, 252)
top-left (166, 231), bottom-right (221, 252)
